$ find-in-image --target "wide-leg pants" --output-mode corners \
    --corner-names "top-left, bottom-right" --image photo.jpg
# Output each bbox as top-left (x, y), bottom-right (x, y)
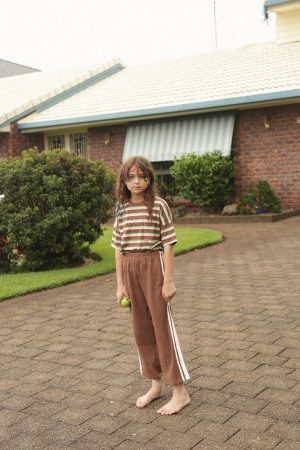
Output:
top-left (122, 250), bottom-right (190, 385)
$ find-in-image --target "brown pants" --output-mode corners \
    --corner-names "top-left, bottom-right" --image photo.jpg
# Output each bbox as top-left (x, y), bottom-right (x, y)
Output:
top-left (122, 250), bottom-right (190, 385)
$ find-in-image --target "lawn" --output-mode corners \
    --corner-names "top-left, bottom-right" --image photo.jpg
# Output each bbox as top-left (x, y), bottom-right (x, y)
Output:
top-left (0, 226), bottom-right (222, 301)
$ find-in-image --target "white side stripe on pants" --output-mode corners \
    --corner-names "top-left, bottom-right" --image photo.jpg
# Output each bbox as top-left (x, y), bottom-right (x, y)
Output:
top-left (159, 251), bottom-right (190, 382)
top-left (136, 346), bottom-right (143, 375)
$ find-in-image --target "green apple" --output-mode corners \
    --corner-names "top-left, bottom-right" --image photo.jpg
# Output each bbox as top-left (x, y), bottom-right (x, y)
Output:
top-left (120, 297), bottom-right (131, 308)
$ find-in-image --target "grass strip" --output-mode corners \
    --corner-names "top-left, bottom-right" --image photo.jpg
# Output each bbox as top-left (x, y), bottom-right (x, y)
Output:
top-left (0, 226), bottom-right (222, 301)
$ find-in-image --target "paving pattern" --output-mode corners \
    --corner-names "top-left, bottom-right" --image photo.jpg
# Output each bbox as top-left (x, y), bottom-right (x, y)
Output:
top-left (0, 216), bottom-right (300, 449)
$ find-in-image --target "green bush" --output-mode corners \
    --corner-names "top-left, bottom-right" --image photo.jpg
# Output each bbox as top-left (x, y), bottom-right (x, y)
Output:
top-left (0, 149), bottom-right (115, 272)
top-left (0, 161), bottom-right (14, 273)
top-left (170, 151), bottom-right (234, 212)
top-left (236, 188), bottom-right (257, 215)
top-left (237, 180), bottom-right (281, 215)
top-left (156, 178), bottom-right (179, 200)
top-left (0, 221), bottom-right (12, 273)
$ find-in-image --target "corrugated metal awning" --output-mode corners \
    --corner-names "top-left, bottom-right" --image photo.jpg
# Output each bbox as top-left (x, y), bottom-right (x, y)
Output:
top-left (123, 114), bottom-right (235, 162)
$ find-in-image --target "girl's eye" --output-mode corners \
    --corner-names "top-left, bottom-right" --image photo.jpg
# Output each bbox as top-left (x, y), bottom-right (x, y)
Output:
top-left (127, 174), bottom-right (146, 180)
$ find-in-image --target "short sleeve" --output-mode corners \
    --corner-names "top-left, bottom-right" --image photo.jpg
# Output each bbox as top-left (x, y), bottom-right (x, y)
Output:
top-left (111, 212), bottom-right (122, 249)
top-left (159, 199), bottom-right (177, 246)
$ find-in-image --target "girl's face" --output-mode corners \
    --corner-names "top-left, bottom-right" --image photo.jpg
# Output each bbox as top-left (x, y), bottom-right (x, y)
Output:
top-left (125, 164), bottom-right (149, 197)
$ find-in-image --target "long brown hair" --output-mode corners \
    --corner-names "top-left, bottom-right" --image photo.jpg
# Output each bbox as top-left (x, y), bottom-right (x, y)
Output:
top-left (116, 156), bottom-right (156, 216)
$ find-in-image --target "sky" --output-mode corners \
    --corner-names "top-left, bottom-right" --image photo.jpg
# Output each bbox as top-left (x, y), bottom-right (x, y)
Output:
top-left (0, 0), bottom-right (276, 70)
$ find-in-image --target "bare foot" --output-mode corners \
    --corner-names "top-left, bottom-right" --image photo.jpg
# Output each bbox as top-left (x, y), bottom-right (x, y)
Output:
top-left (157, 391), bottom-right (191, 415)
top-left (136, 380), bottom-right (165, 408)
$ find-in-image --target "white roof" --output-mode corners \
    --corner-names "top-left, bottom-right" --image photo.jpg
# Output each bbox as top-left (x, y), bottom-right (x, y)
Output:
top-left (0, 58), bottom-right (124, 126)
top-left (18, 41), bottom-right (300, 129)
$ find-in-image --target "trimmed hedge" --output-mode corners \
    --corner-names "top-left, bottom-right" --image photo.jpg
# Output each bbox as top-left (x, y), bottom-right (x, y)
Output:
top-left (170, 151), bottom-right (234, 212)
top-left (0, 149), bottom-right (115, 272)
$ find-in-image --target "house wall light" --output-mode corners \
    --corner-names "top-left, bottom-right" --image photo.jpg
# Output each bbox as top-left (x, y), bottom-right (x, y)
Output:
top-left (263, 116), bottom-right (270, 129)
top-left (104, 132), bottom-right (111, 145)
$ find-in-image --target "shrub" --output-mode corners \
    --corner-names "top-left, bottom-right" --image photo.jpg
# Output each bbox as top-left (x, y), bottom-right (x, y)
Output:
top-left (0, 149), bottom-right (115, 271)
top-left (156, 178), bottom-right (179, 201)
top-left (236, 188), bottom-right (257, 215)
top-left (170, 151), bottom-right (234, 212)
top-left (0, 161), bottom-right (13, 273)
top-left (0, 221), bottom-right (11, 273)
top-left (237, 180), bottom-right (281, 215)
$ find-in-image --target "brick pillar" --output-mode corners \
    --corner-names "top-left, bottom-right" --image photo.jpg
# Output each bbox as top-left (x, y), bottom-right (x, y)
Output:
top-left (0, 133), bottom-right (10, 158)
top-left (8, 124), bottom-right (44, 157)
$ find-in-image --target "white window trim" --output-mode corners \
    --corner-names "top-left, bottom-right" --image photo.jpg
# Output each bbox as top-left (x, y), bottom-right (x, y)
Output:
top-left (46, 134), bottom-right (66, 151)
top-left (45, 129), bottom-right (88, 157)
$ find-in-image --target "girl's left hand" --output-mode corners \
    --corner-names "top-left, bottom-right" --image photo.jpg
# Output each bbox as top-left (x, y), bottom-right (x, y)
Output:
top-left (162, 281), bottom-right (176, 302)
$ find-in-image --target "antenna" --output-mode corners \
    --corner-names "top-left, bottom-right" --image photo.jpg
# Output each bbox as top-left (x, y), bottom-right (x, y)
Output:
top-left (214, 0), bottom-right (218, 49)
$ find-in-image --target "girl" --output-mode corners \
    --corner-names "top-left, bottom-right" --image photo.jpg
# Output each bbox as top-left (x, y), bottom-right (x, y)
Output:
top-left (112, 156), bottom-right (191, 415)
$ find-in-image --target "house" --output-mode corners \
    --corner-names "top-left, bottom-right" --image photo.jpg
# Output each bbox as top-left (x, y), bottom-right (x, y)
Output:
top-left (0, 59), bottom-right (39, 79)
top-left (1, 0), bottom-right (300, 209)
top-left (0, 59), bottom-right (124, 162)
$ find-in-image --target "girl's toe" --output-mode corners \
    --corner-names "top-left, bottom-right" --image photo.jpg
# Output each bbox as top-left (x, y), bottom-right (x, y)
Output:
top-left (136, 397), bottom-right (145, 408)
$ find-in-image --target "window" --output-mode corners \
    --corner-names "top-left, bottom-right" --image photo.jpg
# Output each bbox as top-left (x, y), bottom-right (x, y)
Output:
top-left (70, 133), bottom-right (87, 157)
top-left (48, 135), bottom-right (65, 150)
top-left (46, 131), bottom-right (88, 157)
top-left (152, 161), bottom-right (178, 196)
top-left (152, 161), bottom-right (173, 184)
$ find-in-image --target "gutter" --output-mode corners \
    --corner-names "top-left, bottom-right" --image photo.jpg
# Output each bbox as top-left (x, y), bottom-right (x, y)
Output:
top-left (17, 88), bottom-right (300, 130)
top-left (265, 0), bottom-right (297, 7)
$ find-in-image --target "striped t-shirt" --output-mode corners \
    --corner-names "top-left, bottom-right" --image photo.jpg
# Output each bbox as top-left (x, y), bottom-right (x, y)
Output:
top-left (111, 197), bottom-right (177, 253)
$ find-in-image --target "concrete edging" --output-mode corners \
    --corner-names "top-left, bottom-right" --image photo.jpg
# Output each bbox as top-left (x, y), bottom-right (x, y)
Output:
top-left (174, 208), bottom-right (300, 224)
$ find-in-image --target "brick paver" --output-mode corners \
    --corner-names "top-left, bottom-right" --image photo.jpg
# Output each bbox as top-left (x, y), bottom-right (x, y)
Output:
top-left (0, 216), bottom-right (300, 449)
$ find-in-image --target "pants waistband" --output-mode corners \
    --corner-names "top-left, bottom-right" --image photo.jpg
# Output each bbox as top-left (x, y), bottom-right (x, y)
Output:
top-left (122, 250), bottom-right (162, 257)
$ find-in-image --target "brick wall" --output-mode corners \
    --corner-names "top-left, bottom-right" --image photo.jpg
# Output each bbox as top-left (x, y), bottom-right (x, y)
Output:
top-left (0, 133), bottom-right (9, 158)
top-left (0, 124), bottom-right (126, 172)
top-left (0, 124), bottom-right (44, 158)
top-left (232, 104), bottom-right (300, 209)
top-left (87, 125), bottom-right (126, 173)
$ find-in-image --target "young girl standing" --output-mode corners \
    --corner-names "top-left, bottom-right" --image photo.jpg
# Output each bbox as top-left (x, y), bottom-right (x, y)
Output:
top-left (112, 156), bottom-right (191, 415)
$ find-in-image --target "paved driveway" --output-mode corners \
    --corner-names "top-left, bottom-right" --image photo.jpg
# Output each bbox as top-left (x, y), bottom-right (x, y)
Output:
top-left (0, 217), bottom-right (300, 449)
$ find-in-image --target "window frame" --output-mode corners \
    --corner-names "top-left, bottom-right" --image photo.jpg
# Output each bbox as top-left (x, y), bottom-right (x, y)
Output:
top-left (45, 128), bottom-right (88, 158)
top-left (47, 134), bottom-right (66, 151)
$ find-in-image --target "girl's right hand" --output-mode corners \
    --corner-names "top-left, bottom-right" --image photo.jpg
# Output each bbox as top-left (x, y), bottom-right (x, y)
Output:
top-left (116, 285), bottom-right (128, 305)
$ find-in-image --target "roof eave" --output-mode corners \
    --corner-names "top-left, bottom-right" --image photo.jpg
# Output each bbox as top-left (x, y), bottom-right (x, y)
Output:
top-left (17, 89), bottom-right (300, 131)
top-left (0, 62), bottom-right (125, 128)
top-left (0, 125), bottom-right (10, 132)
top-left (265, 0), bottom-right (300, 11)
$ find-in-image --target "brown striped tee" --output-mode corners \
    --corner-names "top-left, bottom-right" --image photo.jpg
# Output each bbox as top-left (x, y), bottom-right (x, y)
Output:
top-left (111, 197), bottom-right (177, 252)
